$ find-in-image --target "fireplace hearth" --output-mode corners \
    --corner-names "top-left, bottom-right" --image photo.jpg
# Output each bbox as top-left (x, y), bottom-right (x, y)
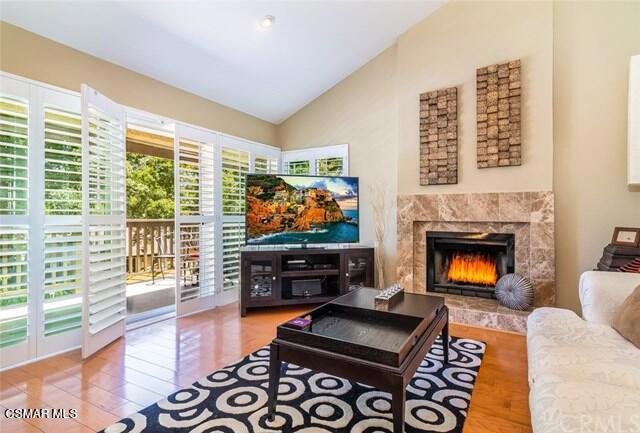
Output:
top-left (427, 232), bottom-right (515, 298)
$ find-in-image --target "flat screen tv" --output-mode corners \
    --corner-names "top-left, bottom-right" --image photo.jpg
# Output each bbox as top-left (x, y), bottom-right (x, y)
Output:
top-left (245, 174), bottom-right (359, 246)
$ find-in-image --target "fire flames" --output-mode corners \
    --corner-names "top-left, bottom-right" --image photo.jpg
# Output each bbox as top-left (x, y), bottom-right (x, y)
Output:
top-left (447, 252), bottom-right (497, 286)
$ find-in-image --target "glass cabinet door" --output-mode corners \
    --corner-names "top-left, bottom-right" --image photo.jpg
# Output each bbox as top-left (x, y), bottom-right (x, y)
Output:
top-left (344, 253), bottom-right (373, 291)
top-left (246, 257), bottom-right (278, 300)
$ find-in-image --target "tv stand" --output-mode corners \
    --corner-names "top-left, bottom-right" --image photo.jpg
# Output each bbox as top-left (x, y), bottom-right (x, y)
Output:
top-left (240, 246), bottom-right (374, 316)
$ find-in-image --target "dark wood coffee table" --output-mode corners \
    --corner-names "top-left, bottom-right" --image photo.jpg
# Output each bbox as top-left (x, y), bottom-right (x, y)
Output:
top-left (267, 287), bottom-right (448, 433)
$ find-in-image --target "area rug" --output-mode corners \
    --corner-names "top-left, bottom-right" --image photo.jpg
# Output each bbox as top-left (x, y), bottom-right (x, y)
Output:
top-left (102, 336), bottom-right (485, 433)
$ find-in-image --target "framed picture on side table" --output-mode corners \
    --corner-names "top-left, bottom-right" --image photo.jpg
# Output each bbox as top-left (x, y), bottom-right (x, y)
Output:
top-left (611, 227), bottom-right (640, 247)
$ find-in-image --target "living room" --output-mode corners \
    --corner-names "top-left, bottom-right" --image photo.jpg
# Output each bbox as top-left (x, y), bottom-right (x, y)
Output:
top-left (1, 1), bottom-right (639, 433)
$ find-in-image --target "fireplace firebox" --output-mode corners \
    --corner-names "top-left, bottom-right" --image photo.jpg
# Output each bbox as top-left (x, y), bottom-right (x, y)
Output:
top-left (426, 232), bottom-right (515, 298)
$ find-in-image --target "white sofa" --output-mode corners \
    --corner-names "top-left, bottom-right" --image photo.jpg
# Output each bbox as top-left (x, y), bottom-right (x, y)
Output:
top-left (527, 271), bottom-right (640, 433)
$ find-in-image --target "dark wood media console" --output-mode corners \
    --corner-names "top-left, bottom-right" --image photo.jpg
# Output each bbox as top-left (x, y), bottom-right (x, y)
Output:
top-left (240, 247), bottom-right (374, 316)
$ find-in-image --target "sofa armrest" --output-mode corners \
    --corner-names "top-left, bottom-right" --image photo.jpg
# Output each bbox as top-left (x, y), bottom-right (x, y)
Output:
top-left (579, 271), bottom-right (640, 325)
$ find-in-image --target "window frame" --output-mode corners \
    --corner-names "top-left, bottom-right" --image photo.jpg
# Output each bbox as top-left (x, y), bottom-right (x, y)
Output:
top-left (281, 143), bottom-right (349, 176)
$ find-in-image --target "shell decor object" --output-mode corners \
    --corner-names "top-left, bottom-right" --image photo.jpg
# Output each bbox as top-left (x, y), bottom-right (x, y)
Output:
top-left (495, 273), bottom-right (533, 310)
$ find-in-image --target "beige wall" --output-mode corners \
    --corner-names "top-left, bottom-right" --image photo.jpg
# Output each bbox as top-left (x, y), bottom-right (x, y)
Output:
top-left (277, 47), bottom-right (399, 283)
top-left (278, 1), bottom-right (640, 313)
top-left (278, 1), bottom-right (554, 291)
top-left (0, 22), bottom-right (277, 145)
top-left (397, 1), bottom-right (553, 195)
top-left (553, 1), bottom-right (640, 312)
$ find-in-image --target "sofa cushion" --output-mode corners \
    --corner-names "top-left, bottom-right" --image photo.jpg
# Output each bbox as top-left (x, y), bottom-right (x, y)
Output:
top-left (527, 307), bottom-right (640, 390)
top-left (612, 284), bottom-right (640, 349)
top-left (579, 271), bottom-right (640, 325)
top-left (530, 374), bottom-right (640, 433)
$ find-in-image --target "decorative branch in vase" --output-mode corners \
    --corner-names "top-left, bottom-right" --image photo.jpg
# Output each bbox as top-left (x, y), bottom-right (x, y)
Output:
top-left (368, 182), bottom-right (390, 289)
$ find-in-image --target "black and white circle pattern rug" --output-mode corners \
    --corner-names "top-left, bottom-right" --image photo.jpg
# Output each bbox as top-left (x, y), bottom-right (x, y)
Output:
top-left (101, 336), bottom-right (485, 433)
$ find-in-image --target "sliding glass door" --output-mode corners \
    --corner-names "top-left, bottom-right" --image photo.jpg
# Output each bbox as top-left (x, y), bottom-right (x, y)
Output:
top-left (0, 72), bottom-right (283, 367)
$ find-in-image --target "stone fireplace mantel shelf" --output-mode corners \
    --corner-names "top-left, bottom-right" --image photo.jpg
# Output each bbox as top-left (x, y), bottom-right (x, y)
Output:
top-left (396, 191), bottom-right (555, 333)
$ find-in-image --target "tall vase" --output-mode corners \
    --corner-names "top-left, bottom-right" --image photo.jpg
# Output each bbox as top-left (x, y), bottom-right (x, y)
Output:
top-left (375, 240), bottom-right (385, 289)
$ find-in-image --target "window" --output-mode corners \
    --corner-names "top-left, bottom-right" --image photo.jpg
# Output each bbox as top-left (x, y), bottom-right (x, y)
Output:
top-left (282, 144), bottom-right (348, 176)
top-left (316, 157), bottom-right (344, 176)
top-left (222, 148), bottom-right (249, 215)
top-left (287, 160), bottom-right (310, 175)
top-left (254, 155), bottom-right (278, 174)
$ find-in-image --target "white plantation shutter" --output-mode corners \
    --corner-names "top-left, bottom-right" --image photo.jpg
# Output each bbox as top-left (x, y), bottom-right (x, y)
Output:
top-left (221, 146), bottom-right (248, 296)
top-left (0, 227), bottom-right (29, 348)
top-left (1, 75), bottom-right (89, 367)
top-left (43, 225), bottom-right (82, 336)
top-left (222, 148), bottom-right (249, 215)
top-left (316, 157), bottom-right (344, 176)
top-left (282, 144), bottom-right (349, 176)
top-left (81, 85), bottom-right (126, 358)
top-left (177, 222), bottom-right (215, 301)
top-left (44, 107), bottom-right (82, 215)
top-left (286, 160), bottom-right (310, 175)
top-left (0, 95), bottom-right (29, 215)
top-left (254, 155), bottom-right (278, 174)
top-left (222, 222), bottom-right (245, 292)
top-left (178, 139), bottom-right (201, 216)
top-left (0, 76), bottom-right (32, 367)
top-left (86, 225), bottom-right (126, 331)
top-left (39, 91), bottom-right (84, 354)
top-left (174, 125), bottom-right (217, 316)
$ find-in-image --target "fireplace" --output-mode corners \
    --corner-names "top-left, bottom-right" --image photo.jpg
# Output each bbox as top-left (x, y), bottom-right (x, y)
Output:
top-left (426, 232), bottom-right (515, 298)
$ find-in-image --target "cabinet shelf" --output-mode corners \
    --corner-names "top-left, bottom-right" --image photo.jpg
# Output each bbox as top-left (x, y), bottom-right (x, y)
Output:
top-left (281, 269), bottom-right (340, 278)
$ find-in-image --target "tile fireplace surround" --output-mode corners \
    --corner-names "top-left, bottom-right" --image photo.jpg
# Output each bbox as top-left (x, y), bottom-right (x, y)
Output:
top-left (397, 191), bottom-right (555, 333)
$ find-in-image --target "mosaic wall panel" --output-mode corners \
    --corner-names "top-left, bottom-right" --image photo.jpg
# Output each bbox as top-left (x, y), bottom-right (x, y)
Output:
top-left (419, 87), bottom-right (458, 185)
top-left (476, 59), bottom-right (521, 168)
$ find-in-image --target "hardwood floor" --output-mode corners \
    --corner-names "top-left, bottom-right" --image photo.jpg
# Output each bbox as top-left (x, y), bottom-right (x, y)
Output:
top-left (0, 303), bottom-right (531, 433)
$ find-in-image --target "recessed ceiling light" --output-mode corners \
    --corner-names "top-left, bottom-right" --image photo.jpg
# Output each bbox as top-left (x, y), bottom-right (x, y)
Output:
top-left (261, 15), bottom-right (275, 29)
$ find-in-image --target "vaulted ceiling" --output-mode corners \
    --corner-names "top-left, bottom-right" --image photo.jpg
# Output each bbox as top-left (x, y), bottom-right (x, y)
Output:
top-left (1, 1), bottom-right (444, 123)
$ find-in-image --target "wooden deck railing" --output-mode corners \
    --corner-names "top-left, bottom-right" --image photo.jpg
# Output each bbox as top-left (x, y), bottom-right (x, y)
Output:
top-left (126, 219), bottom-right (175, 274)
